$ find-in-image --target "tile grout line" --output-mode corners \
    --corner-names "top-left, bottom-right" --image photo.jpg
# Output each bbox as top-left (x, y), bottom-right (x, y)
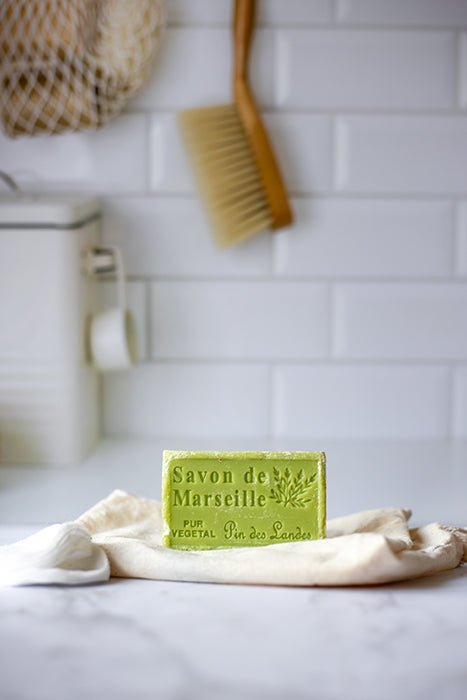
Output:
top-left (166, 20), bottom-right (467, 31)
top-left (143, 113), bottom-right (152, 196)
top-left (267, 363), bottom-right (275, 441)
top-left (328, 282), bottom-right (337, 360)
top-left (126, 107), bottom-right (467, 118)
top-left (145, 280), bottom-right (153, 361)
top-left (447, 365), bottom-right (456, 439)
top-left (143, 357), bottom-right (467, 368)
top-left (332, 0), bottom-right (341, 24)
top-left (454, 29), bottom-right (462, 110)
top-left (452, 201), bottom-right (460, 278)
top-left (330, 114), bottom-right (341, 193)
top-left (72, 189), bottom-right (467, 201)
top-left (130, 275), bottom-right (467, 285)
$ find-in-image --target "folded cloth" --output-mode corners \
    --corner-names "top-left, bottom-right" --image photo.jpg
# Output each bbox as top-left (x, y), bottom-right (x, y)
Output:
top-left (1, 490), bottom-right (466, 587)
top-left (0, 521), bottom-right (110, 586)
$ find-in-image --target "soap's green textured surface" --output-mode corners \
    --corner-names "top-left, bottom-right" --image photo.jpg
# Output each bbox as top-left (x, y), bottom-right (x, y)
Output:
top-left (162, 451), bottom-right (326, 550)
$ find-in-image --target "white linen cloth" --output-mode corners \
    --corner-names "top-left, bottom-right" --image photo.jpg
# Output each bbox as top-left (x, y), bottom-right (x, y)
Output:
top-left (1, 490), bottom-right (466, 587)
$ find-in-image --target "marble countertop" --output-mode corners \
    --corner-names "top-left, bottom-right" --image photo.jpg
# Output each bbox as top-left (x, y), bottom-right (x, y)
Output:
top-left (1, 438), bottom-right (466, 700)
top-left (0, 542), bottom-right (466, 700)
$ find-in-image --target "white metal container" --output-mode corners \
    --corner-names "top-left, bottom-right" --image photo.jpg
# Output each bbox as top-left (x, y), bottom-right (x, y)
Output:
top-left (0, 195), bottom-right (101, 464)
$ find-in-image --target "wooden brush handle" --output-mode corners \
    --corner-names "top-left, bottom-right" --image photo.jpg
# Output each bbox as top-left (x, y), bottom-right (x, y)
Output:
top-left (232, 0), bottom-right (293, 230)
top-left (233, 0), bottom-right (256, 83)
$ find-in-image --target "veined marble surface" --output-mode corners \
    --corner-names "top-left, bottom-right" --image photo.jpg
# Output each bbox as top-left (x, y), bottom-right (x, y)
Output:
top-left (0, 539), bottom-right (466, 700)
top-left (0, 439), bottom-right (466, 699)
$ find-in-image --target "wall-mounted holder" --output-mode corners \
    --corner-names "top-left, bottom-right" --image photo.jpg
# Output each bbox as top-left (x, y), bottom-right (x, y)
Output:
top-left (0, 170), bottom-right (21, 194)
top-left (84, 246), bottom-right (138, 372)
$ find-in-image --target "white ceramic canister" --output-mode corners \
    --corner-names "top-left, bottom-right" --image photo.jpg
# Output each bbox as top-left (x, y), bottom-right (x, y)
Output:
top-left (0, 194), bottom-right (101, 464)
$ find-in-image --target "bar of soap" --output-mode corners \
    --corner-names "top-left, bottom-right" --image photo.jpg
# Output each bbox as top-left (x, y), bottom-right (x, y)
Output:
top-left (162, 450), bottom-right (326, 550)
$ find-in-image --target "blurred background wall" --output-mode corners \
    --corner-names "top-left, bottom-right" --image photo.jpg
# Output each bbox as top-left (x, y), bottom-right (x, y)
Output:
top-left (1, 0), bottom-right (467, 442)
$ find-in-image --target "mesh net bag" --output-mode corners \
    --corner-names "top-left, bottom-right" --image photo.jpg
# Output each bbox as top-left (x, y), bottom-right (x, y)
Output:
top-left (0, 0), bottom-right (166, 138)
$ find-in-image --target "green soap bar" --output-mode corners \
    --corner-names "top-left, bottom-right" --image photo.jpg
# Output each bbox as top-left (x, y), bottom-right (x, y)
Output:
top-left (162, 450), bottom-right (326, 550)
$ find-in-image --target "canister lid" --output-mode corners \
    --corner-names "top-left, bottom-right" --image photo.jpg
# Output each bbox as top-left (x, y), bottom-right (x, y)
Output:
top-left (0, 195), bottom-right (100, 228)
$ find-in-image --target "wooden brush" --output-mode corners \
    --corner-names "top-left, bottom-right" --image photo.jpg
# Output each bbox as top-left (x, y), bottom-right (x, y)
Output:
top-left (178, 0), bottom-right (293, 248)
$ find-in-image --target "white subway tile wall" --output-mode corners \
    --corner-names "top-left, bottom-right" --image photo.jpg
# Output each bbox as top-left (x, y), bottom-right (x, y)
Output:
top-left (334, 283), bottom-right (467, 360)
top-left (101, 198), bottom-right (272, 277)
top-left (460, 33), bottom-right (467, 107)
top-left (1, 0), bottom-right (466, 439)
top-left (273, 364), bottom-right (450, 439)
top-left (458, 202), bottom-right (467, 277)
top-left (133, 28), bottom-right (275, 109)
top-left (102, 364), bottom-right (270, 437)
top-left (273, 199), bottom-right (453, 278)
top-left (337, 0), bottom-right (467, 28)
top-left (0, 114), bottom-right (147, 192)
top-left (453, 366), bottom-right (467, 437)
top-left (335, 116), bottom-right (467, 194)
top-left (276, 30), bottom-right (455, 110)
top-left (150, 281), bottom-right (329, 360)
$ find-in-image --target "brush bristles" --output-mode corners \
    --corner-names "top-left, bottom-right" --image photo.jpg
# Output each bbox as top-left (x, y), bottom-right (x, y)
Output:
top-left (178, 104), bottom-right (273, 248)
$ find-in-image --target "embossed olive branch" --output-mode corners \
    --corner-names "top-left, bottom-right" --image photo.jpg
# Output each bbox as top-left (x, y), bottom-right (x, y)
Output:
top-left (269, 467), bottom-right (316, 508)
